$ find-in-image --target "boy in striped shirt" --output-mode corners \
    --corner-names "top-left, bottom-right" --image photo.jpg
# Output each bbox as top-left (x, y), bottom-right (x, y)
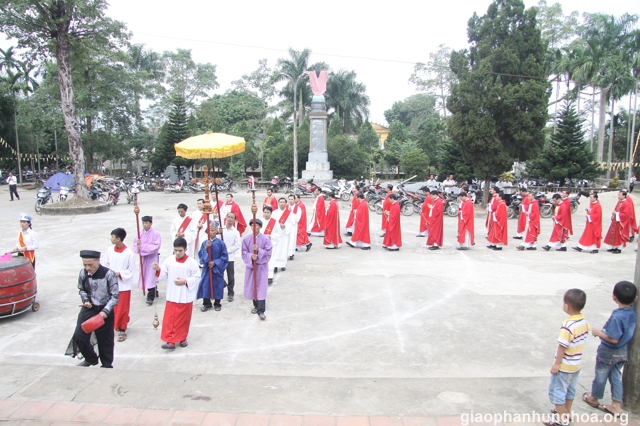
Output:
top-left (545, 289), bottom-right (590, 426)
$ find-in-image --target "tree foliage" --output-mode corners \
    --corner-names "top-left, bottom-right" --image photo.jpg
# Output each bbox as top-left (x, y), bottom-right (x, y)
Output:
top-left (526, 103), bottom-right (600, 180)
top-left (327, 135), bottom-right (369, 179)
top-left (357, 121), bottom-right (379, 150)
top-left (447, 0), bottom-right (551, 197)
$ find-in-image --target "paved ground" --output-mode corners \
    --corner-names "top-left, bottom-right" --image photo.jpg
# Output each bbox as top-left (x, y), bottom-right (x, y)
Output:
top-left (0, 184), bottom-right (638, 422)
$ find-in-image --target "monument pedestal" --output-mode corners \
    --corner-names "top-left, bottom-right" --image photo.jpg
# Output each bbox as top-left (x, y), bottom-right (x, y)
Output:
top-left (302, 96), bottom-right (332, 182)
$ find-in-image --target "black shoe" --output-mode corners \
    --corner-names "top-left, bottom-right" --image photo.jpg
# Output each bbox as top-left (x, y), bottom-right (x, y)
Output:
top-left (487, 245), bottom-right (496, 249)
top-left (306, 243), bottom-right (312, 252)
top-left (379, 233), bottom-right (385, 237)
top-left (268, 278), bottom-right (273, 285)
top-left (416, 234), bottom-right (426, 237)
top-left (630, 235), bottom-right (635, 243)
top-left (542, 245), bottom-right (551, 251)
top-left (513, 236), bottom-right (523, 240)
top-left (428, 246), bottom-right (440, 250)
top-left (146, 300), bottom-right (153, 306)
top-left (307, 232), bottom-right (311, 236)
top-left (556, 247), bottom-right (567, 251)
top-left (289, 255), bottom-right (294, 260)
top-left (457, 247), bottom-right (468, 251)
top-left (493, 247), bottom-right (502, 251)
top-left (516, 246), bottom-right (524, 251)
top-left (77, 360), bottom-right (98, 367)
top-left (607, 249), bottom-right (615, 252)
top-left (590, 250), bottom-right (598, 254)
top-left (388, 248), bottom-right (400, 251)
top-left (228, 296), bottom-right (234, 302)
top-left (161, 343), bottom-right (176, 350)
top-left (572, 247), bottom-right (582, 252)
top-left (179, 340), bottom-right (188, 347)
top-left (100, 365), bottom-right (113, 368)
top-left (361, 247), bottom-right (371, 250)
top-left (346, 241), bottom-right (355, 248)
top-left (281, 267), bottom-right (286, 271)
top-left (612, 249), bottom-right (622, 254)
top-left (526, 247), bottom-right (537, 250)
top-left (345, 232), bottom-right (352, 236)
top-left (274, 267), bottom-right (278, 274)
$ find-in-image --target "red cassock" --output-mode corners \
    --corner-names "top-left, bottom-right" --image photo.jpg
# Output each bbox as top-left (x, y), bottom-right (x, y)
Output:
top-left (346, 195), bottom-right (359, 229)
top-left (113, 289), bottom-right (131, 331)
top-left (419, 195), bottom-right (433, 233)
top-left (310, 195), bottom-right (326, 232)
top-left (161, 301), bottom-right (193, 343)
top-left (550, 201), bottom-right (572, 243)
top-left (604, 200), bottom-right (631, 247)
top-left (487, 201), bottom-right (508, 245)
top-left (263, 196), bottom-right (278, 211)
top-left (525, 201), bottom-right (541, 243)
top-left (578, 201), bottom-right (602, 248)
top-left (352, 199), bottom-right (371, 244)
top-left (295, 202), bottom-right (310, 245)
top-left (323, 199), bottom-right (342, 246)
top-left (486, 195), bottom-right (498, 235)
top-left (381, 194), bottom-right (392, 231)
top-left (626, 196), bottom-right (638, 235)
top-left (457, 199), bottom-right (475, 245)
top-left (427, 198), bottom-right (445, 247)
top-left (226, 201), bottom-right (247, 235)
top-left (517, 196), bottom-right (530, 234)
top-left (383, 202), bottom-right (402, 248)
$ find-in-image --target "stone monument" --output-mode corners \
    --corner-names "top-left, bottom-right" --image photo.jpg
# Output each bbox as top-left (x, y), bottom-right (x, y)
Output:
top-left (301, 68), bottom-right (333, 181)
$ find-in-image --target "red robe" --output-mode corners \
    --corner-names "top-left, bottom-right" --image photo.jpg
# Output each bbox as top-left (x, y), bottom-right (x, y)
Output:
top-left (487, 200), bottom-right (508, 245)
top-left (294, 201), bottom-right (310, 245)
top-left (626, 196), bottom-right (638, 235)
top-left (113, 289), bottom-right (130, 331)
top-left (517, 196), bottom-right (531, 234)
top-left (323, 199), bottom-right (342, 246)
top-left (578, 200), bottom-right (602, 248)
top-left (427, 197), bottom-right (444, 247)
top-left (550, 200), bottom-right (572, 243)
top-left (486, 194), bottom-right (498, 235)
top-left (381, 193), bottom-right (392, 231)
top-left (352, 199), bottom-right (371, 244)
top-left (525, 200), bottom-right (541, 244)
top-left (263, 196), bottom-right (278, 211)
top-left (419, 195), bottom-right (433, 233)
top-left (161, 301), bottom-right (193, 343)
top-left (604, 200), bottom-right (631, 247)
top-left (457, 199), bottom-right (475, 245)
top-left (226, 201), bottom-right (247, 235)
top-left (383, 201), bottom-right (402, 248)
top-left (310, 195), bottom-right (326, 233)
top-left (346, 195), bottom-right (359, 230)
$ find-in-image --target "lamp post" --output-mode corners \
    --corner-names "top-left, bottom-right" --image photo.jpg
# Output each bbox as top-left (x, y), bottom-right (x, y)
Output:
top-left (292, 73), bottom-right (308, 194)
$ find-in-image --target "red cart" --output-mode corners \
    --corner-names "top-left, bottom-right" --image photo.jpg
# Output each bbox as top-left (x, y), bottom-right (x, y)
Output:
top-left (0, 256), bottom-right (39, 317)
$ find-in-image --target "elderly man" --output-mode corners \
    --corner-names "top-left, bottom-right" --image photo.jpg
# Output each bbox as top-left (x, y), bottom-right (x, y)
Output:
top-left (243, 219), bottom-right (273, 320)
top-left (68, 250), bottom-right (119, 368)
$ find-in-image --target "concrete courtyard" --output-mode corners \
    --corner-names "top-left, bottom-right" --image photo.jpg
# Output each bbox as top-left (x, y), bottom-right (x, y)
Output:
top-left (0, 184), bottom-right (637, 420)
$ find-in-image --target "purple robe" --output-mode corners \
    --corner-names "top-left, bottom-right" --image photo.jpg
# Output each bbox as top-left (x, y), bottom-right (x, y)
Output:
top-left (132, 228), bottom-right (161, 290)
top-left (242, 233), bottom-right (272, 301)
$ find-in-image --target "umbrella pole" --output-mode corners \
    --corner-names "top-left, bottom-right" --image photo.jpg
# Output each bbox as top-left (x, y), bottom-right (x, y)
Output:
top-left (250, 190), bottom-right (258, 302)
top-left (212, 158), bottom-right (224, 242)
top-left (202, 166), bottom-right (215, 305)
top-left (133, 198), bottom-right (145, 296)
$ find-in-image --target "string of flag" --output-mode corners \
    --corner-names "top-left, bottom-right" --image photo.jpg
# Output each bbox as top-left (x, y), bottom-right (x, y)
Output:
top-left (0, 137), bottom-right (68, 161)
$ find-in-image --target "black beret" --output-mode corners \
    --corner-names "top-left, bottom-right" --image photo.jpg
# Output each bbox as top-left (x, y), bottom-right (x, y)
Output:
top-left (249, 219), bottom-right (263, 227)
top-left (141, 216), bottom-right (153, 222)
top-left (80, 250), bottom-right (101, 259)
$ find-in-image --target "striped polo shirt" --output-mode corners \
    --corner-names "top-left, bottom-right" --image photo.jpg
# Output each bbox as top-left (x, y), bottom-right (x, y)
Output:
top-left (557, 313), bottom-right (590, 373)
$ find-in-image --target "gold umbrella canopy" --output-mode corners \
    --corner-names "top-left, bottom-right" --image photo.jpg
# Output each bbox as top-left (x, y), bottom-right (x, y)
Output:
top-left (174, 131), bottom-right (246, 160)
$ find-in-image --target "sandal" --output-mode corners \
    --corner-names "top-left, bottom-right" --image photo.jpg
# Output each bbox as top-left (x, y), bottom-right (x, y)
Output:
top-left (542, 420), bottom-right (568, 426)
top-left (598, 405), bottom-right (620, 418)
top-left (582, 392), bottom-right (599, 409)
top-left (251, 308), bottom-right (257, 314)
top-left (201, 306), bottom-right (211, 312)
top-left (117, 332), bottom-right (127, 342)
top-left (214, 306), bottom-right (221, 311)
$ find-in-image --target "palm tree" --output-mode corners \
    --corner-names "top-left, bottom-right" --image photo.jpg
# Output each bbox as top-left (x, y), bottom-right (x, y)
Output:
top-left (325, 70), bottom-right (371, 134)
top-left (275, 48), bottom-right (326, 126)
top-left (128, 43), bottom-right (165, 128)
top-left (0, 47), bottom-right (27, 182)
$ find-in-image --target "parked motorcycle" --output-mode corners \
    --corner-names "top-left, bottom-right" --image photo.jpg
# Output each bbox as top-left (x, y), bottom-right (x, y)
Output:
top-left (535, 192), bottom-right (554, 218)
top-left (34, 186), bottom-right (53, 212)
top-left (298, 178), bottom-right (318, 196)
top-left (58, 186), bottom-right (71, 202)
top-left (89, 185), bottom-right (108, 202)
top-left (125, 185), bottom-right (139, 204)
top-left (507, 195), bottom-right (522, 220)
top-left (108, 185), bottom-right (121, 205)
top-left (164, 179), bottom-right (185, 194)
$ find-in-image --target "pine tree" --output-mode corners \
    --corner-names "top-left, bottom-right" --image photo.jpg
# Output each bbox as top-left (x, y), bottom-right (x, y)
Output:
top-left (151, 95), bottom-right (192, 175)
top-left (526, 103), bottom-right (600, 181)
top-left (357, 121), bottom-right (379, 149)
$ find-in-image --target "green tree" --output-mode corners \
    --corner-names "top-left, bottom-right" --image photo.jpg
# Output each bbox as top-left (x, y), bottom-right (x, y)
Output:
top-left (328, 116), bottom-right (342, 138)
top-left (400, 150), bottom-right (429, 179)
top-left (231, 58), bottom-right (277, 104)
top-left (526, 103), bottom-right (600, 180)
top-left (0, 0), bottom-right (128, 198)
top-left (357, 121), bottom-right (379, 150)
top-left (152, 95), bottom-right (191, 175)
top-left (163, 48), bottom-right (218, 108)
top-left (196, 90), bottom-right (267, 133)
top-left (409, 44), bottom-right (457, 117)
top-left (384, 94), bottom-right (438, 128)
top-left (437, 139), bottom-right (476, 182)
top-left (127, 44), bottom-right (165, 128)
top-left (324, 69), bottom-right (370, 134)
top-left (447, 0), bottom-right (551, 204)
top-left (327, 136), bottom-right (369, 179)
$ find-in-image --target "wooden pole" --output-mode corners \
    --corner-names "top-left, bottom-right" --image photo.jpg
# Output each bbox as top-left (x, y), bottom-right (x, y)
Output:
top-left (211, 158), bottom-right (224, 241)
top-left (251, 190), bottom-right (258, 301)
top-left (202, 166), bottom-right (214, 302)
top-left (133, 197), bottom-right (145, 296)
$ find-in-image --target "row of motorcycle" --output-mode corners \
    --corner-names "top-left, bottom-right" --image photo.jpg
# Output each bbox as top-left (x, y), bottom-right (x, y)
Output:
top-left (161, 177), bottom-right (238, 194)
top-left (34, 178), bottom-right (145, 212)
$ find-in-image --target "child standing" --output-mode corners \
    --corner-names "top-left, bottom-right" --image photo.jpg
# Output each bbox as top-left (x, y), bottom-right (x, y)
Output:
top-left (583, 281), bottom-right (638, 417)
top-left (545, 289), bottom-right (590, 426)
top-left (101, 228), bottom-right (136, 343)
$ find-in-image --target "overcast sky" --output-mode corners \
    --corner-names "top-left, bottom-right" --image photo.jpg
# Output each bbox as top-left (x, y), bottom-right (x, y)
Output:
top-left (5, 0), bottom-right (639, 125)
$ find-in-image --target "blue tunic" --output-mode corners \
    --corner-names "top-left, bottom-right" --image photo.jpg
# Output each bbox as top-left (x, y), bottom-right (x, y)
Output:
top-left (197, 238), bottom-right (229, 300)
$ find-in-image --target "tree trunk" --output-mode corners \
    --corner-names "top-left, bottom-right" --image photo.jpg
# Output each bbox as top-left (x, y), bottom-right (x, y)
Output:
top-left (591, 86), bottom-right (596, 152)
top-left (630, 85), bottom-right (638, 182)
top-left (597, 86), bottom-right (609, 163)
top-left (577, 84), bottom-right (581, 116)
top-left (298, 92), bottom-right (304, 127)
top-left (553, 77), bottom-right (560, 135)
top-left (441, 85), bottom-right (447, 118)
top-left (622, 246), bottom-right (640, 413)
top-left (56, 25), bottom-right (89, 198)
top-left (607, 96), bottom-right (615, 178)
top-left (12, 99), bottom-right (22, 184)
top-left (482, 177), bottom-right (490, 207)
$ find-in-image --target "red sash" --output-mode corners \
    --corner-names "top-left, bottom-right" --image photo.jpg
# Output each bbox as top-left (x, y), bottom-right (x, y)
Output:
top-left (278, 208), bottom-right (291, 225)
top-left (178, 216), bottom-right (193, 234)
top-left (18, 232), bottom-right (35, 264)
top-left (264, 218), bottom-right (277, 235)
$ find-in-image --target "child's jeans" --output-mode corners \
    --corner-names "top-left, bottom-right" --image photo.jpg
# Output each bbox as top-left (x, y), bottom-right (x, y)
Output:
top-left (591, 345), bottom-right (628, 402)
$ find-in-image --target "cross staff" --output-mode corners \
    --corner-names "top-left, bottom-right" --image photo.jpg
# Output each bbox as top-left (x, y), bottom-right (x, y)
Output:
top-left (250, 190), bottom-right (258, 301)
top-left (133, 197), bottom-right (145, 296)
top-left (202, 166), bottom-right (214, 300)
